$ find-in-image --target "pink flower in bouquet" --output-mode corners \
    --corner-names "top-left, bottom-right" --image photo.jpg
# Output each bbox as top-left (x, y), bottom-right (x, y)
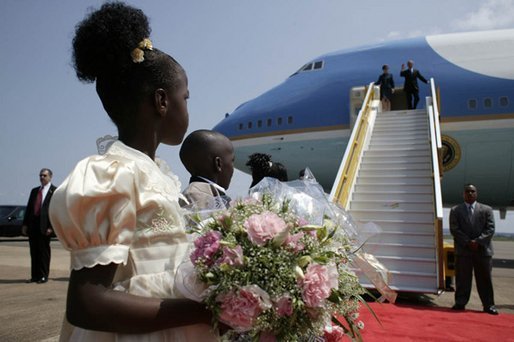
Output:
top-left (218, 285), bottom-right (272, 330)
top-left (324, 324), bottom-right (346, 342)
top-left (297, 217), bottom-right (309, 226)
top-left (191, 231), bottom-right (222, 266)
top-left (285, 232), bottom-right (305, 252)
top-left (245, 211), bottom-right (288, 246)
top-left (218, 245), bottom-right (244, 267)
top-left (300, 263), bottom-right (339, 307)
top-left (275, 294), bottom-right (293, 317)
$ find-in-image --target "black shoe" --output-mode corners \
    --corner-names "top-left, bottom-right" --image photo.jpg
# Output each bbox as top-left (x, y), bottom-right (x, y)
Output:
top-left (36, 277), bottom-right (48, 284)
top-left (484, 306), bottom-right (499, 315)
top-left (25, 278), bottom-right (37, 283)
top-left (452, 304), bottom-right (465, 310)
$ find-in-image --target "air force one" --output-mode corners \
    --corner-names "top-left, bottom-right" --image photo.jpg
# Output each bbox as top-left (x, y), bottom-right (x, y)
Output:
top-left (213, 29), bottom-right (514, 213)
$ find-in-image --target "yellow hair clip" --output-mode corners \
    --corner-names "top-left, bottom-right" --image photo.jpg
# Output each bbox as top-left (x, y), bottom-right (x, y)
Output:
top-left (131, 38), bottom-right (153, 63)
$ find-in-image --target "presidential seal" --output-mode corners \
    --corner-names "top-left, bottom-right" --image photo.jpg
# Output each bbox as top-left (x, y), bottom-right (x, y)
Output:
top-left (441, 135), bottom-right (461, 171)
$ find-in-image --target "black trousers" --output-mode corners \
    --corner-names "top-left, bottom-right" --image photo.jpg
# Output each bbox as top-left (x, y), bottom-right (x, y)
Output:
top-left (28, 217), bottom-right (51, 280)
top-left (455, 253), bottom-right (495, 308)
top-left (405, 90), bottom-right (420, 109)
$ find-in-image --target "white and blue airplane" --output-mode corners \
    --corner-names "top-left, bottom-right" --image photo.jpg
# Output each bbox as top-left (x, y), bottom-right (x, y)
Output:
top-left (213, 29), bottom-right (514, 212)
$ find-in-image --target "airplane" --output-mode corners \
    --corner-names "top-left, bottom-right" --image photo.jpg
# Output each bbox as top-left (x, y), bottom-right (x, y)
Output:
top-left (213, 29), bottom-right (514, 215)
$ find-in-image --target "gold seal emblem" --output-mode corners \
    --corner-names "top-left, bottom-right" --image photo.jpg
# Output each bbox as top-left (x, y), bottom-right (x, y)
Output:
top-left (441, 135), bottom-right (461, 171)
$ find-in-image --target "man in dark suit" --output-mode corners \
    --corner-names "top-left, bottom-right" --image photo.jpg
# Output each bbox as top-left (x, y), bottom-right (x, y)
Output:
top-left (21, 168), bottom-right (56, 284)
top-left (450, 184), bottom-right (498, 315)
top-left (400, 60), bottom-right (428, 109)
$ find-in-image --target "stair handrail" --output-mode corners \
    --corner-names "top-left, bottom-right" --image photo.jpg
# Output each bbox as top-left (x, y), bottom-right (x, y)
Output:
top-left (430, 78), bottom-right (443, 176)
top-left (330, 83), bottom-right (379, 208)
top-left (427, 78), bottom-right (444, 290)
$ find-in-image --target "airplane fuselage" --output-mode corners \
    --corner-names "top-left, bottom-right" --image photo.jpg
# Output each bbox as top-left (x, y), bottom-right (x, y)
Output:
top-left (214, 30), bottom-right (514, 209)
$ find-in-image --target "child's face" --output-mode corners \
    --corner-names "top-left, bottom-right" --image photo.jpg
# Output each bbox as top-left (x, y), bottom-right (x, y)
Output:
top-left (162, 70), bottom-right (189, 145)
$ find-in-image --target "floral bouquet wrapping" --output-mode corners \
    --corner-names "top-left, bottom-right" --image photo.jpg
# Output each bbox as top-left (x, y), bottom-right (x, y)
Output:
top-left (179, 176), bottom-right (370, 341)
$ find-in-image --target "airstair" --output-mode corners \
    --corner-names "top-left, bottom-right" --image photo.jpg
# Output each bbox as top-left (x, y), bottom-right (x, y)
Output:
top-left (331, 80), bottom-right (444, 293)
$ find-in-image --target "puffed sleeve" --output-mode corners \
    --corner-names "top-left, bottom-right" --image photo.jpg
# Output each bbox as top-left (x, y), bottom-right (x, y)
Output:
top-left (49, 155), bottom-right (138, 270)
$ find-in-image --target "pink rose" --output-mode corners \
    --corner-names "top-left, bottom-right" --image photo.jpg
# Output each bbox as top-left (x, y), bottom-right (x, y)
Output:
top-left (190, 231), bottom-right (222, 266)
top-left (300, 263), bottom-right (339, 307)
top-left (285, 232), bottom-right (305, 252)
top-left (275, 294), bottom-right (293, 317)
top-left (218, 245), bottom-right (244, 267)
top-left (324, 324), bottom-right (346, 342)
top-left (218, 285), bottom-right (272, 331)
top-left (244, 211), bottom-right (288, 246)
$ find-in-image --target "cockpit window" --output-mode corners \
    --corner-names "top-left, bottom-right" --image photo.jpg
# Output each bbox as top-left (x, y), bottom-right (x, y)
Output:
top-left (302, 63), bottom-right (313, 71)
top-left (290, 60), bottom-right (324, 77)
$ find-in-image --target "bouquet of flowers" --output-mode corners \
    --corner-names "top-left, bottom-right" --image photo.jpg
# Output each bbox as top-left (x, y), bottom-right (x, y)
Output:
top-left (182, 177), bottom-right (368, 341)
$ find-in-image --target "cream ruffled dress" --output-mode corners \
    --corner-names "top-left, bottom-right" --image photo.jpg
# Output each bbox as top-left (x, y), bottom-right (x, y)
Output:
top-left (49, 141), bottom-right (217, 341)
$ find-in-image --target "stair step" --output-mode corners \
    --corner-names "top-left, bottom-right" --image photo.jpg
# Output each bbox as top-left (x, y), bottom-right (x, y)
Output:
top-left (363, 242), bottom-right (436, 258)
top-left (360, 162), bottom-right (432, 171)
top-left (371, 255), bottom-right (437, 273)
top-left (353, 218), bottom-right (435, 233)
top-left (354, 183), bottom-right (432, 192)
top-left (350, 209), bottom-right (434, 222)
top-left (373, 125), bottom-right (428, 133)
top-left (359, 169), bottom-right (432, 177)
top-left (370, 136), bottom-right (427, 144)
top-left (360, 155), bottom-right (430, 163)
top-left (366, 231), bottom-right (436, 245)
top-left (372, 131), bottom-right (430, 139)
top-left (367, 141), bottom-right (429, 148)
top-left (350, 200), bottom-right (433, 211)
top-left (364, 149), bottom-right (430, 157)
top-left (352, 192), bottom-right (434, 203)
top-left (356, 175), bottom-right (433, 185)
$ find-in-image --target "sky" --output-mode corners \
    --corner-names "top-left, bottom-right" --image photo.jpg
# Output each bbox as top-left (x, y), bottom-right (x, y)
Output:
top-left (1, 0), bottom-right (514, 232)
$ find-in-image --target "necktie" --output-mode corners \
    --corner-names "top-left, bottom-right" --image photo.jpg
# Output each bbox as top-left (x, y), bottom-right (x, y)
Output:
top-left (468, 204), bottom-right (473, 222)
top-left (34, 187), bottom-right (43, 216)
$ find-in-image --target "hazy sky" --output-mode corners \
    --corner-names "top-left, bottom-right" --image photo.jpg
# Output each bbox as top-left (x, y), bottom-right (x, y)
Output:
top-left (1, 0), bottom-right (514, 232)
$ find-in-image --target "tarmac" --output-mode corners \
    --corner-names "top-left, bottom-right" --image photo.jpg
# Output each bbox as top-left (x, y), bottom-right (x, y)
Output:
top-left (0, 238), bottom-right (513, 341)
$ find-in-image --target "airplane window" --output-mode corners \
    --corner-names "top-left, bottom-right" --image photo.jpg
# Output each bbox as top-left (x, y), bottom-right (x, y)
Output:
top-left (248, 122), bottom-right (253, 129)
top-left (267, 118), bottom-right (272, 127)
top-left (484, 98), bottom-right (492, 108)
top-left (288, 116), bottom-right (293, 124)
top-left (313, 61), bottom-right (323, 69)
top-left (302, 63), bottom-right (313, 71)
top-left (257, 120), bottom-right (262, 128)
top-left (468, 99), bottom-right (477, 110)
top-left (499, 96), bottom-right (509, 107)
top-left (277, 117), bottom-right (283, 125)
top-left (239, 123), bottom-right (244, 130)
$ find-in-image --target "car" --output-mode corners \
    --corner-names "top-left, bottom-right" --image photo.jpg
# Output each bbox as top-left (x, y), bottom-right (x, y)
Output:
top-left (0, 205), bottom-right (26, 237)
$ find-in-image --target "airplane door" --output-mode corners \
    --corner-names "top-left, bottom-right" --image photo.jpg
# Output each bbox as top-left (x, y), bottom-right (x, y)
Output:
top-left (349, 86), bottom-right (366, 129)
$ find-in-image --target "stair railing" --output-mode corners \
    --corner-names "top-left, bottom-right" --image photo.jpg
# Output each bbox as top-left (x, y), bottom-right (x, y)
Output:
top-left (427, 78), bottom-right (444, 290)
top-left (330, 83), bottom-right (380, 208)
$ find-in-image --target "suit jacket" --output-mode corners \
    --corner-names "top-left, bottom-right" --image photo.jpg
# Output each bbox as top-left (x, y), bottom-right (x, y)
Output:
top-left (23, 184), bottom-right (56, 234)
top-left (400, 68), bottom-right (427, 92)
top-left (449, 202), bottom-right (495, 256)
top-left (181, 182), bottom-right (230, 210)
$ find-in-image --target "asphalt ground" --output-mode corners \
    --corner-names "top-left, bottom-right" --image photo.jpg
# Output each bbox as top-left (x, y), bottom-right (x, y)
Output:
top-left (0, 238), bottom-right (513, 341)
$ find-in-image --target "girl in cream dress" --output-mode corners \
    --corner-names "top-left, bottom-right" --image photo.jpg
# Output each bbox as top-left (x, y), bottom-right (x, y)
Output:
top-left (49, 2), bottom-right (217, 341)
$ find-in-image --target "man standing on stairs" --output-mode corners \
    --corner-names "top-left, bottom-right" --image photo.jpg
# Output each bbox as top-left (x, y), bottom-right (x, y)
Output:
top-left (400, 60), bottom-right (428, 110)
top-left (450, 184), bottom-right (498, 315)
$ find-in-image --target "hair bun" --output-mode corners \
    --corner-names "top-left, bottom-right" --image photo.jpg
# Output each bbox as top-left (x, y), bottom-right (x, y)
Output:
top-left (72, 2), bottom-right (151, 82)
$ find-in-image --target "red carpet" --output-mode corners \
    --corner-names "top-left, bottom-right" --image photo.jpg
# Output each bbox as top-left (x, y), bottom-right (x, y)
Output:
top-left (355, 302), bottom-right (514, 341)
